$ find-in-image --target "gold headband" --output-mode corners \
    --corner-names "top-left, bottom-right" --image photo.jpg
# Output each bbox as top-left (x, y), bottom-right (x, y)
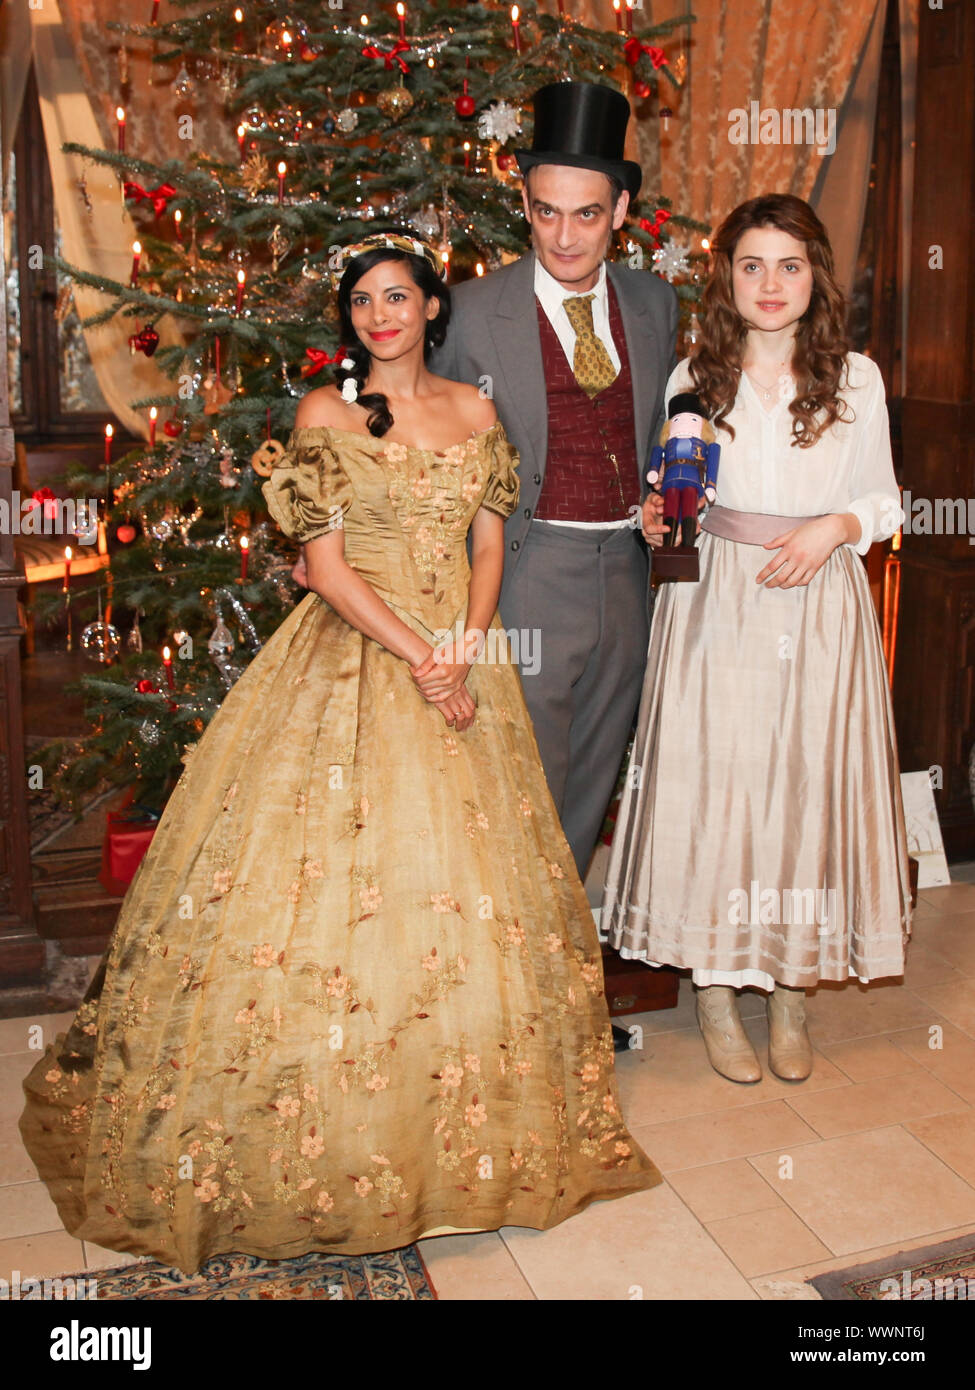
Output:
top-left (336, 232), bottom-right (446, 280)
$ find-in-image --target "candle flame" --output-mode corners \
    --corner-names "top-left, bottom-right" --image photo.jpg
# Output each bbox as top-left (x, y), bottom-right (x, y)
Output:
top-left (277, 161), bottom-right (287, 175)
top-left (149, 406), bottom-right (157, 420)
top-left (237, 124), bottom-right (246, 137)
top-left (116, 106), bottom-right (125, 122)
top-left (64, 546), bottom-right (72, 560)
top-left (240, 534), bottom-right (250, 550)
top-left (233, 7), bottom-right (243, 21)
top-left (237, 269), bottom-right (246, 284)
top-left (613, 0), bottom-right (621, 10)
top-left (701, 237), bottom-right (710, 251)
top-left (396, 2), bottom-right (405, 14)
top-left (511, 4), bottom-right (519, 20)
top-left (105, 423), bottom-right (114, 439)
top-left (132, 241), bottom-right (141, 255)
top-left (174, 208), bottom-right (182, 223)
top-left (360, 13), bottom-right (369, 24)
top-left (163, 646), bottom-right (171, 661)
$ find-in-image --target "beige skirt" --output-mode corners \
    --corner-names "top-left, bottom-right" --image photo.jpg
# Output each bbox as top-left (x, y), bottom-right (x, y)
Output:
top-left (601, 530), bottom-right (912, 987)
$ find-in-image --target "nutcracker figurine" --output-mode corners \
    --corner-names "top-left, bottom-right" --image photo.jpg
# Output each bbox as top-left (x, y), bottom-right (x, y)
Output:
top-left (648, 391), bottom-right (721, 553)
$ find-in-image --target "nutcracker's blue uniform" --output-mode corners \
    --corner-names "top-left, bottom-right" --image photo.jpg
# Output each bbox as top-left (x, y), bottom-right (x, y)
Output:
top-left (650, 433), bottom-right (721, 546)
top-left (649, 435), bottom-right (721, 497)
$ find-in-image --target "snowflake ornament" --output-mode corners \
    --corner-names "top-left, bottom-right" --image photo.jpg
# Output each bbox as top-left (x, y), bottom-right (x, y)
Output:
top-left (477, 101), bottom-right (521, 145)
top-left (651, 240), bottom-right (691, 282)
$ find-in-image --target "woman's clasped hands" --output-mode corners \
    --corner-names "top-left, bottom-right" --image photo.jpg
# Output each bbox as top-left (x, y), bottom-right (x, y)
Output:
top-left (410, 633), bottom-right (482, 731)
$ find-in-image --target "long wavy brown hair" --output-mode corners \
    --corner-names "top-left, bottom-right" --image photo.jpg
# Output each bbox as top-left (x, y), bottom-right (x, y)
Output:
top-left (688, 194), bottom-right (852, 448)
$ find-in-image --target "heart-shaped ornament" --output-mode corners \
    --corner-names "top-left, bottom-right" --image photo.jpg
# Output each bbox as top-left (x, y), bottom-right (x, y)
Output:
top-left (129, 325), bottom-right (160, 357)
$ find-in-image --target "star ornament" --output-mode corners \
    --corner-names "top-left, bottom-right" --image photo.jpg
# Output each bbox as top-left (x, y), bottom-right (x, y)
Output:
top-left (202, 375), bottom-right (234, 414)
top-left (240, 153), bottom-right (270, 199)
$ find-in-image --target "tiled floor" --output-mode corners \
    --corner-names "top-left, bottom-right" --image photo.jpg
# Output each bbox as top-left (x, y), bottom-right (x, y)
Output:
top-left (2, 883), bottom-right (974, 1300)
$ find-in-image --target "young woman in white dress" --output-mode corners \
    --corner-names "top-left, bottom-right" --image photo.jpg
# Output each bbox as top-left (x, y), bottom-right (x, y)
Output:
top-left (603, 194), bottom-right (912, 1083)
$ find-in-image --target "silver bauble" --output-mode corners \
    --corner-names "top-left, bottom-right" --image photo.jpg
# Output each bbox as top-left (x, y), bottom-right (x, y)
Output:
top-left (173, 63), bottom-right (195, 99)
top-left (208, 617), bottom-right (234, 660)
top-left (411, 204), bottom-right (440, 240)
top-left (80, 620), bottom-right (121, 664)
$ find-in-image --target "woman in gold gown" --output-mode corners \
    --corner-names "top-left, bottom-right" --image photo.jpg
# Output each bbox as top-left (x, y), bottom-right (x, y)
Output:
top-left (20, 233), bottom-right (659, 1274)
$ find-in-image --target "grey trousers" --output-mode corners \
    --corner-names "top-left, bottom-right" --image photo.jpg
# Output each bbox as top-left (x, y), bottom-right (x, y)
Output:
top-left (499, 521), bottom-right (651, 879)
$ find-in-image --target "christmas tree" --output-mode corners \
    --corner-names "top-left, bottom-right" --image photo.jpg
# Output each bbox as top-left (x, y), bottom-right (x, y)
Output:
top-left (35, 0), bottom-right (705, 813)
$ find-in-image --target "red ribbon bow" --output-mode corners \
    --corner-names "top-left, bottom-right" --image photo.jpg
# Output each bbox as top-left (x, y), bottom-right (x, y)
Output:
top-left (124, 181), bottom-right (178, 217)
top-left (624, 38), bottom-right (667, 69)
top-left (28, 486), bottom-right (58, 519)
top-left (361, 38), bottom-right (411, 73)
top-left (639, 209), bottom-right (672, 245)
top-left (302, 347), bottom-right (345, 378)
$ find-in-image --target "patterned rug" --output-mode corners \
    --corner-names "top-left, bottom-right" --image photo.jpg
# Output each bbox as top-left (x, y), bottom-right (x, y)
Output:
top-left (60, 1247), bottom-right (436, 1300)
top-left (808, 1234), bottom-right (975, 1300)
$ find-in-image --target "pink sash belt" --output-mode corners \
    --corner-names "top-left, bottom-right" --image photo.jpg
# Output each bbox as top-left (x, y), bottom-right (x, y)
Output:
top-left (701, 504), bottom-right (821, 546)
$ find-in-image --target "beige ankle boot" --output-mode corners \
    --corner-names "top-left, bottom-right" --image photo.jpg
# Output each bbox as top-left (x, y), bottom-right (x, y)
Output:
top-left (695, 985), bottom-right (762, 1083)
top-left (767, 985), bottom-right (813, 1081)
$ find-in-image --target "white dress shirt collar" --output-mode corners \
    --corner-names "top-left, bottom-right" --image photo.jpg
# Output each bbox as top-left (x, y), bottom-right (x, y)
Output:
top-left (533, 256), bottom-right (608, 323)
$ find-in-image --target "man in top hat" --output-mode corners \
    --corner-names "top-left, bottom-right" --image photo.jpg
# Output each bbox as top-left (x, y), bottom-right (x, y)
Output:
top-left (431, 81), bottom-right (677, 887)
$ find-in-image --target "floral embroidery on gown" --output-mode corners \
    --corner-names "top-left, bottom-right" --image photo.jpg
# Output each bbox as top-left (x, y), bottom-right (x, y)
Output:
top-left (19, 421), bottom-right (660, 1274)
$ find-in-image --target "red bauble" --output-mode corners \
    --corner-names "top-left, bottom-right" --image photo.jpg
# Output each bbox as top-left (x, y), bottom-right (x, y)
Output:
top-left (136, 678), bottom-right (159, 694)
top-left (496, 152), bottom-right (514, 171)
top-left (116, 523), bottom-right (137, 543)
top-left (129, 325), bottom-right (160, 357)
top-left (163, 419), bottom-right (183, 438)
top-left (455, 94), bottom-right (476, 119)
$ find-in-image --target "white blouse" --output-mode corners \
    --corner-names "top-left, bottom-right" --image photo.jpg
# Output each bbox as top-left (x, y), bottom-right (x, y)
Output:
top-left (665, 352), bottom-right (903, 556)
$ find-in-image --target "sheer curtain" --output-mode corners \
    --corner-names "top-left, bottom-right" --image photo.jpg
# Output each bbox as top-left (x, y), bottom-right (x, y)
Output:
top-left (0, 2), bottom-right (30, 184)
top-left (1, 1), bottom-right (230, 439)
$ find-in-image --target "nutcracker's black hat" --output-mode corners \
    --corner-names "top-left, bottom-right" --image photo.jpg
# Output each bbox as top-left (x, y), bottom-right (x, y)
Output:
top-left (668, 392), bottom-right (707, 419)
top-left (514, 82), bottom-right (642, 200)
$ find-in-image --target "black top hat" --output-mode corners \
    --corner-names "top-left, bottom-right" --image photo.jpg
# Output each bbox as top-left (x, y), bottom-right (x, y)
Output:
top-left (668, 392), bottom-right (707, 419)
top-left (514, 82), bottom-right (642, 200)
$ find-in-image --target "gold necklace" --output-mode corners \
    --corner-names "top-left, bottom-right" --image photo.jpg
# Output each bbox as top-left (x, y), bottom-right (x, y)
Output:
top-left (743, 361), bottom-right (793, 402)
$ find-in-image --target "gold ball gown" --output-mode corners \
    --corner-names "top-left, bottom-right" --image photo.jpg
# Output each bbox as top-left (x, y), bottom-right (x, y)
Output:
top-left (20, 421), bottom-right (660, 1274)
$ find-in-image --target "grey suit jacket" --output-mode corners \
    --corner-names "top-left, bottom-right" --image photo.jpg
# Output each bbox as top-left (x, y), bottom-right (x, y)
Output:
top-left (429, 251), bottom-right (678, 591)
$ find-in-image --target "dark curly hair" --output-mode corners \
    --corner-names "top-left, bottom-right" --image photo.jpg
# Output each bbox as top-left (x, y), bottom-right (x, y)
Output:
top-left (689, 193), bottom-right (853, 448)
top-left (336, 246), bottom-right (450, 438)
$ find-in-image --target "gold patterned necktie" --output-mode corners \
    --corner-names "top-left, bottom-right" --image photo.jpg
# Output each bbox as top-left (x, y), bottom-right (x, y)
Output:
top-left (563, 292), bottom-right (618, 398)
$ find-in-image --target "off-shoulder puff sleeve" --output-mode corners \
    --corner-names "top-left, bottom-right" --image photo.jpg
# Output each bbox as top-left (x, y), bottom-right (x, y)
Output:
top-left (261, 429), bottom-right (354, 543)
top-left (478, 424), bottom-right (521, 519)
